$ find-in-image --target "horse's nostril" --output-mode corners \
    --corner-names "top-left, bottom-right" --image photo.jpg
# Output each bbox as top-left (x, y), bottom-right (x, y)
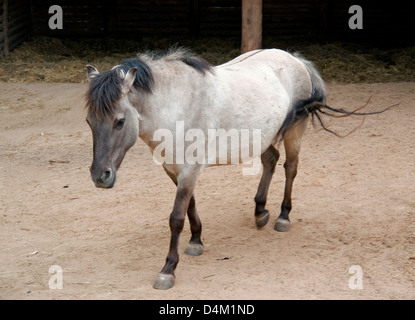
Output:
top-left (101, 169), bottom-right (112, 183)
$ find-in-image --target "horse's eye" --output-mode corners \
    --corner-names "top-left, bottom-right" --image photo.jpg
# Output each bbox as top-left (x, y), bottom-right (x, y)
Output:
top-left (115, 118), bottom-right (125, 130)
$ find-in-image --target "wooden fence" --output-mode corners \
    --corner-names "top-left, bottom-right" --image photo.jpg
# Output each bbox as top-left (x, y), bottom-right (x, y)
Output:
top-left (1, 0), bottom-right (31, 56)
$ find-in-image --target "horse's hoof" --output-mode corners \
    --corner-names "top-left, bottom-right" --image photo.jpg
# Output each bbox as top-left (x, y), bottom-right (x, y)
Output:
top-left (274, 218), bottom-right (290, 232)
top-left (153, 273), bottom-right (175, 290)
top-left (184, 243), bottom-right (204, 256)
top-left (255, 211), bottom-right (270, 228)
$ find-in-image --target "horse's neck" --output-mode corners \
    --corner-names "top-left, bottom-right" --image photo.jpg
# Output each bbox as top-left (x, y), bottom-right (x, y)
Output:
top-left (132, 66), bottom-right (213, 147)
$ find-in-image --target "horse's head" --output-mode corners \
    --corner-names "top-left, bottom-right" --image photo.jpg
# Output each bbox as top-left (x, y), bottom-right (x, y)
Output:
top-left (85, 65), bottom-right (140, 188)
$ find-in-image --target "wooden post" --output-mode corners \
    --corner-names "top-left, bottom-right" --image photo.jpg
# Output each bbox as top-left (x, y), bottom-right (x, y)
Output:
top-left (241, 0), bottom-right (262, 53)
top-left (2, 0), bottom-right (9, 56)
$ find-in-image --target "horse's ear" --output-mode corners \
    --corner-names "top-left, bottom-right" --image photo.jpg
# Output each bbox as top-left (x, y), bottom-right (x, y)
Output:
top-left (86, 65), bottom-right (99, 82)
top-left (122, 67), bottom-right (138, 94)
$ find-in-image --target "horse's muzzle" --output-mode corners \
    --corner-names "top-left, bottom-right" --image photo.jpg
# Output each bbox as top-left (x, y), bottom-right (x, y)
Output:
top-left (90, 167), bottom-right (116, 188)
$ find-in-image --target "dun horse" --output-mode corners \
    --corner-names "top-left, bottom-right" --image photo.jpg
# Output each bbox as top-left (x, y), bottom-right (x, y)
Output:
top-left (85, 48), bottom-right (392, 289)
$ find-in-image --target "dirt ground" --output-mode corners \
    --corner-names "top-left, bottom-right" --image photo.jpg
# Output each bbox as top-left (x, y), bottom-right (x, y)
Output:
top-left (0, 82), bottom-right (414, 300)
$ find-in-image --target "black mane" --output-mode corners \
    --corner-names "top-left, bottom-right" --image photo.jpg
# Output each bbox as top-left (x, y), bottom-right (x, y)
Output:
top-left (119, 57), bottom-right (154, 93)
top-left (85, 48), bottom-right (212, 120)
top-left (180, 55), bottom-right (213, 75)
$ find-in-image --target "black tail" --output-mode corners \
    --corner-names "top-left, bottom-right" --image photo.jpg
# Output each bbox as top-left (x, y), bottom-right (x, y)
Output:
top-left (277, 52), bottom-right (327, 140)
top-left (277, 52), bottom-right (398, 140)
top-left (278, 95), bottom-right (399, 140)
top-left (297, 97), bottom-right (399, 138)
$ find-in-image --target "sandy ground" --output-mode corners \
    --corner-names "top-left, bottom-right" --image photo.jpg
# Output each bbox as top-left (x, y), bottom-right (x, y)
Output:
top-left (0, 82), bottom-right (414, 300)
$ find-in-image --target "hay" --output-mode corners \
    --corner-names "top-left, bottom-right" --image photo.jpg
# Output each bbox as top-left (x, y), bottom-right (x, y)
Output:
top-left (290, 42), bottom-right (415, 83)
top-left (1, 36), bottom-right (414, 83)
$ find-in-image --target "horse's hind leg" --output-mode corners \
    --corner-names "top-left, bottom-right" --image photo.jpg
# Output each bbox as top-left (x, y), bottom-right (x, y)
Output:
top-left (162, 166), bottom-right (203, 256)
top-left (275, 118), bottom-right (308, 232)
top-left (254, 145), bottom-right (280, 228)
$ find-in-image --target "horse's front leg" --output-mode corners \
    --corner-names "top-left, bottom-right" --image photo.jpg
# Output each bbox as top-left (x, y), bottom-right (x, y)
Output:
top-left (153, 172), bottom-right (197, 290)
top-left (183, 195), bottom-right (204, 256)
top-left (162, 166), bottom-right (204, 257)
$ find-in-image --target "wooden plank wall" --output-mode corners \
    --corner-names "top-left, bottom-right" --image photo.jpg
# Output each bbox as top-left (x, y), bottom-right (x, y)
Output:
top-left (115, 0), bottom-right (190, 36)
top-left (31, 0), bottom-right (192, 37)
top-left (30, 0), bottom-right (320, 38)
top-left (1, 0), bottom-right (31, 56)
top-left (0, 1), bottom-right (4, 55)
top-left (31, 0), bottom-right (106, 37)
top-left (263, 0), bottom-right (317, 39)
top-left (4, 0), bottom-right (413, 54)
top-left (328, 0), bottom-right (412, 43)
top-left (199, 0), bottom-right (241, 37)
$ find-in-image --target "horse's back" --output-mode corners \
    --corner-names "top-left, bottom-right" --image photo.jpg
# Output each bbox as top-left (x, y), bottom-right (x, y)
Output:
top-left (216, 48), bottom-right (311, 101)
top-left (211, 49), bottom-right (310, 127)
top-left (218, 49), bottom-right (305, 73)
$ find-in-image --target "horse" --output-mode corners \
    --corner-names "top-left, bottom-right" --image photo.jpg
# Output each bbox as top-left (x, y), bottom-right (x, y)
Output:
top-left (84, 47), bottom-right (392, 290)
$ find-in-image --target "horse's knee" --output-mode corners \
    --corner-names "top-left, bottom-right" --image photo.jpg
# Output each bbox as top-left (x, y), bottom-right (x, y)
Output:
top-left (169, 214), bottom-right (185, 231)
